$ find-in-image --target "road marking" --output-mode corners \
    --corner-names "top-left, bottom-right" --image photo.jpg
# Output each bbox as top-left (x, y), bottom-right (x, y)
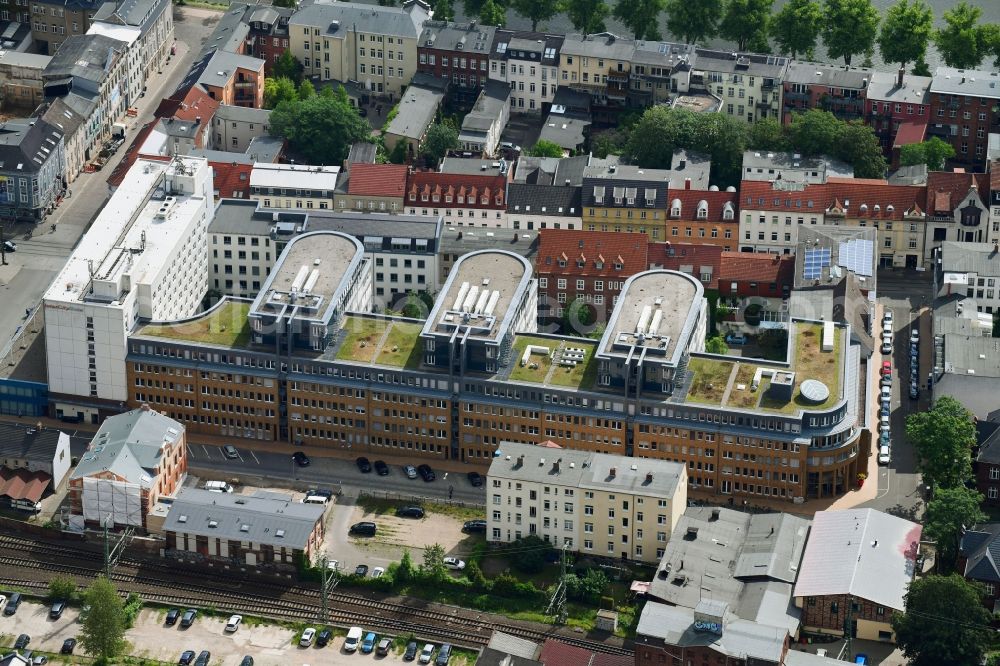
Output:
top-left (877, 467), bottom-right (892, 500)
top-left (186, 444), bottom-right (195, 460)
top-left (201, 444), bottom-right (211, 459)
top-left (235, 449), bottom-right (245, 463)
top-left (250, 450), bottom-right (260, 465)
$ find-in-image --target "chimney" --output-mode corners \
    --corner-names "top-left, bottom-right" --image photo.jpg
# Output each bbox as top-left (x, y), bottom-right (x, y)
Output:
top-left (516, 454), bottom-right (524, 467)
top-left (710, 508), bottom-right (720, 521)
top-left (553, 459), bottom-right (560, 473)
top-left (897, 66), bottom-right (904, 88)
top-left (140, 403), bottom-right (151, 411)
top-left (610, 467), bottom-right (616, 478)
top-left (195, 116), bottom-right (201, 125)
top-left (684, 178), bottom-right (691, 190)
top-left (645, 471), bottom-right (653, 483)
top-left (686, 526), bottom-right (699, 539)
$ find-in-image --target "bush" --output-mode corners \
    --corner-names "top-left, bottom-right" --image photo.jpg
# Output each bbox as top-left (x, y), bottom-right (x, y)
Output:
top-left (122, 593), bottom-right (142, 629)
top-left (566, 568), bottom-right (609, 605)
top-left (49, 576), bottom-right (78, 602)
top-left (507, 536), bottom-right (553, 574)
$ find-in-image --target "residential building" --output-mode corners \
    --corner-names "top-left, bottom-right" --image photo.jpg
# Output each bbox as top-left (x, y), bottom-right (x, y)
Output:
top-left (646, 242), bottom-right (723, 291)
top-left (689, 47), bottom-right (788, 123)
top-left (626, 41), bottom-right (695, 108)
top-left (0, 422), bottom-right (71, 511)
top-left (663, 188), bottom-right (738, 248)
top-left (928, 66), bottom-right (1000, 168)
top-left (793, 509), bottom-right (921, 642)
top-left (436, 226), bottom-right (537, 285)
top-left (154, 84), bottom-right (220, 137)
top-left (43, 156), bottom-right (212, 420)
top-left (958, 523), bottom-right (1000, 611)
top-left (782, 62), bottom-right (871, 123)
top-left (405, 167), bottom-right (507, 228)
top-left (196, 50), bottom-right (265, 109)
top-left (974, 418), bottom-right (1000, 507)
top-left (936, 241), bottom-right (1000, 314)
top-left (929, 294), bottom-right (999, 421)
top-left (925, 171), bottom-right (993, 260)
top-left (68, 405), bottom-right (187, 529)
top-left (158, 487), bottom-right (325, 567)
top-left (289, 0), bottom-right (429, 101)
top-left (506, 183), bottom-right (582, 231)
top-left (534, 229), bottom-right (649, 323)
top-left (458, 79), bottom-right (510, 156)
top-left (718, 252), bottom-right (794, 301)
top-left (489, 29), bottom-right (562, 115)
top-left (250, 163), bottom-right (339, 211)
top-left (486, 440), bottom-right (687, 563)
top-left (90, 0), bottom-right (171, 86)
top-left (539, 98), bottom-right (590, 154)
top-left (417, 20), bottom-right (495, 108)
top-left (243, 4), bottom-right (292, 73)
top-left (40, 96), bottom-right (86, 183)
top-left (741, 150), bottom-right (853, 185)
top-left (192, 150), bottom-right (253, 201)
top-left (383, 80), bottom-right (444, 158)
top-left (212, 103), bottom-right (270, 152)
top-left (29, 0), bottom-right (102, 55)
top-left (0, 116), bottom-right (66, 222)
top-left (335, 163), bottom-right (407, 213)
top-left (559, 33), bottom-right (635, 118)
top-left (0, 51), bottom-right (50, 111)
top-left (866, 69), bottom-right (931, 158)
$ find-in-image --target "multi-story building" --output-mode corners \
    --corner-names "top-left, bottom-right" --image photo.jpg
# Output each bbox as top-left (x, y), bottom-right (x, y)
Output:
top-left (507, 183), bottom-right (582, 232)
top-left (782, 61), bottom-right (871, 123)
top-left (794, 509), bottom-right (921, 642)
top-left (29, 0), bottom-right (100, 54)
top-left (866, 69), bottom-right (932, 159)
top-left (68, 405), bottom-right (187, 529)
top-left (937, 241), bottom-right (1000, 315)
top-left (405, 168), bottom-right (507, 228)
top-left (689, 47), bottom-right (788, 123)
top-left (195, 50), bottom-right (265, 109)
top-left (0, 116), bottom-right (66, 222)
top-left (925, 171), bottom-right (993, 260)
top-left (0, 422), bottom-right (72, 511)
top-left (458, 79), bottom-right (510, 156)
top-left (40, 97), bottom-right (86, 183)
top-left (928, 66), bottom-right (1000, 168)
top-left (211, 104), bottom-right (270, 152)
top-left (958, 523), bottom-right (1000, 611)
top-left (741, 150), bottom-right (853, 185)
top-left (383, 81), bottom-right (444, 158)
top-left (335, 163), bottom-right (407, 213)
top-left (559, 33), bottom-right (634, 118)
top-left (436, 226), bottom-right (538, 286)
top-left (663, 188), bottom-right (738, 248)
top-left (249, 163), bottom-right (339, 211)
top-left (90, 0), bottom-right (171, 86)
top-left (627, 40), bottom-right (695, 108)
top-left (718, 252), bottom-right (794, 302)
top-left (489, 29), bottom-right (562, 115)
top-left (244, 4), bottom-right (292, 73)
top-left (0, 51), bottom-right (50, 111)
top-left (486, 440), bottom-right (687, 563)
top-left (289, 0), bottom-right (429, 101)
top-left (417, 20), bottom-right (495, 108)
top-left (534, 229), bottom-right (648, 324)
top-left (974, 416), bottom-right (1000, 508)
top-left (43, 156), bottom-right (212, 421)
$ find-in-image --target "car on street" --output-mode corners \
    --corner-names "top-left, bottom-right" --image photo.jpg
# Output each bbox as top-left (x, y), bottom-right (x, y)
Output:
top-left (223, 444), bottom-right (239, 459)
top-left (396, 505), bottom-right (425, 518)
top-left (225, 614), bottom-right (242, 632)
top-left (879, 415), bottom-right (890, 432)
top-left (881, 360), bottom-right (891, 376)
top-left (180, 608), bottom-right (197, 627)
top-left (356, 456), bottom-right (372, 473)
top-left (910, 329), bottom-right (919, 344)
top-left (292, 451), bottom-right (310, 467)
top-left (61, 638), bottom-right (76, 654)
top-left (418, 464), bottom-right (435, 482)
top-left (909, 384), bottom-right (919, 400)
top-left (317, 627), bottom-right (333, 647)
top-left (404, 641), bottom-right (419, 661)
top-left (878, 445), bottom-right (891, 465)
top-left (165, 608), bottom-right (180, 625)
top-left (194, 650), bottom-right (211, 666)
top-left (355, 563), bottom-right (369, 577)
top-left (879, 374), bottom-right (891, 387)
top-left (299, 627), bottom-right (316, 647)
top-left (362, 632), bottom-right (377, 653)
top-left (2, 240), bottom-right (15, 252)
top-left (178, 651), bottom-right (195, 666)
top-left (463, 519), bottom-right (487, 533)
top-left (372, 566), bottom-right (385, 578)
top-left (350, 521), bottom-right (377, 536)
top-left (444, 557), bottom-right (466, 570)
top-left (345, 626), bottom-right (364, 652)
top-left (49, 599), bottom-right (66, 619)
top-left (419, 644), bottom-right (436, 664)
top-left (436, 643), bottom-right (453, 666)
top-left (374, 459), bottom-right (389, 475)
top-left (14, 635), bottom-right (29, 650)
top-left (880, 386), bottom-right (891, 402)
top-left (378, 638), bottom-right (393, 656)
top-left (467, 471), bottom-right (483, 487)
top-left (404, 464), bottom-right (418, 479)
top-left (883, 311), bottom-right (893, 325)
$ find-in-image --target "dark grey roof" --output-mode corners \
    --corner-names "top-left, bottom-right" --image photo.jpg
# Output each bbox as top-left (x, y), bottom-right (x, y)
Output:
top-left (551, 86), bottom-right (591, 115)
top-left (245, 136), bottom-right (283, 163)
top-left (200, 4), bottom-right (252, 57)
top-left (190, 149), bottom-right (254, 164)
top-left (197, 51), bottom-right (264, 89)
top-left (632, 40), bottom-right (696, 68)
top-left (485, 632), bottom-right (540, 661)
top-left (507, 184), bottom-right (581, 216)
top-left (0, 118), bottom-right (63, 174)
top-left (491, 29), bottom-right (563, 65)
top-left (961, 524), bottom-right (1000, 583)
top-left (461, 79), bottom-right (510, 133)
top-left (93, 0), bottom-right (167, 30)
top-left (976, 419), bottom-right (1000, 465)
top-left (539, 116), bottom-right (589, 151)
top-left (163, 488), bottom-right (325, 550)
top-left (0, 423), bottom-right (65, 461)
top-left (439, 155), bottom-right (511, 177)
top-left (347, 142), bottom-right (377, 166)
top-left (940, 241), bottom-right (1000, 276)
top-left (71, 408), bottom-right (184, 488)
top-left (214, 103), bottom-right (271, 125)
top-left (290, 1), bottom-right (427, 39)
top-left (44, 34), bottom-right (126, 85)
top-left (784, 62), bottom-right (873, 89)
top-left (418, 20), bottom-right (495, 54)
top-left (935, 374), bottom-right (1000, 421)
top-left (40, 98), bottom-right (85, 138)
top-left (512, 156), bottom-right (560, 184)
top-left (384, 84), bottom-right (443, 140)
top-left (438, 226), bottom-right (537, 258)
top-left (31, 0), bottom-right (103, 10)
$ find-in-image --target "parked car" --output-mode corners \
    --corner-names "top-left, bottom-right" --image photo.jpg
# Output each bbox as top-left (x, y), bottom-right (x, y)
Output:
top-left (909, 383), bottom-right (919, 400)
top-left (880, 374), bottom-right (892, 388)
top-left (307, 488), bottom-right (334, 499)
top-left (910, 329), bottom-right (919, 344)
top-left (725, 332), bottom-right (748, 345)
top-left (396, 505), bottom-right (425, 518)
top-left (883, 311), bottom-right (893, 326)
top-left (404, 465), bottom-right (418, 479)
top-left (31, 656), bottom-right (48, 666)
top-left (419, 644), bottom-right (436, 664)
top-left (374, 460), bottom-right (389, 476)
top-left (436, 644), bottom-right (453, 666)
top-left (880, 386), bottom-right (891, 402)
top-left (417, 464), bottom-right (435, 482)
top-left (14, 635), bottom-right (29, 650)
top-left (0, 594), bottom-right (6, 611)
top-left (299, 627), bottom-right (316, 647)
top-left (194, 651), bottom-right (211, 666)
top-left (378, 638), bottom-right (393, 656)
top-left (225, 614), bottom-right (242, 632)
top-left (239, 658), bottom-right (254, 666)
top-left (49, 599), bottom-right (66, 619)
top-left (180, 609), bottom-right (197, 627)
top-left (165, 608), bottom-right (180, 625)
top-left (350, 521), bottom-right (377, 536)
top-left (372, 566), bottom-right (385, 578)
top-left (223, 444), bottom-right (239, 459)
top-left (882, 321), bottom-right (893, 335)
top-left (361, 632), bottom-right (377, 653)
top-left (880, 340), bottom-right (892, 355)
top-left (463, 519), bottom-right (487, 533)
top-left (344, 626), bottom-right (364, 652)
top-left (356, 456), bottom-right (372, 473)
top-left (444, 557), bottom-right (466, 570)
top-left (878, 445), bottom-right (891, 466)
top-left (404, 642), bottom-right (419, 661)
top-left (292, 451), bottom-right (311, 467)
top-left (4, 592), bottom-right (21, 615)
top-left (2, 240), bottom-right (15, 252)
top-left (355, 564), bottom-right (369, 577)
top-left (317, 627), bottom-right (333, 647)
top-left (178, 651), bottom-right (195, 666)
top-left (881, 360), bottom-right (892, 376)
top-left (467, 471), bottom-right (484, 487)
top-left (61, 638), bottom-right (76, 655)
top-left (879, 415), bottom-right (890, 432)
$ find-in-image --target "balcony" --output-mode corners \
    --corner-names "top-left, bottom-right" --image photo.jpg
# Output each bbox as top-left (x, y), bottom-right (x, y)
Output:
top-left (607, 67), bottom-right (629, 83)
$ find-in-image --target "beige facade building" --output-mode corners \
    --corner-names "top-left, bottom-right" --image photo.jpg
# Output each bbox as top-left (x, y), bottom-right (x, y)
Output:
top-left (487, 441), bottom-right (687, 563)
top-left (29, 0), bottom-right (101, 55)
top-left (250, 163), bottom-right (339, 211)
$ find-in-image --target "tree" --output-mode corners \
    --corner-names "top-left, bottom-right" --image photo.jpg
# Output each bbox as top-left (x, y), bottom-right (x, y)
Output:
top-left (664, 0), bottom-right (720, 44)
top-left (934, 2), bottom-right (984, 70)
top-left (269, 87), bottom-right (372, 165)
top-left (272, 0), bottom-right (296, 7)
top-left (747, 117), bottom-right (788, 151)
top-left (508, 536), bottom-right (553, 574)
top-left (613, 0), bottom-right (665, 40)
top-left (401, 292), bottom-right (427, 319)
top-left (906, 396), bottom-right (977, 492)
top-left (892, 574), bottom-right (993, 666)
top-left (388, 140), bottom-right (408, 164)
top-left (263, 77), bottom-right (299, 110)
top-left (566, 568), bottom-right (609, 604)
top-left (719, 0), bottom-right (772, 52)
top-left (432, 0), bottom-right (455, 20)
top-left (273, 50), bottom-right (303, 84)
top-left (705, 335), bottom-right (729, 354)
top-left (48, 576), bottom-right (78, 602)
top-left (527, 139), bottom-right (565, 158)
top-left (771, 0), bottom-right (823, 58)
top-left (478, 0), bottom-right (506, 26)
top-left (422, 123), bottom-right (458, 164)
top-left (421, 543), bottom-right (447, 582)
top-left (980, 24), bottom-right (1000, 69)
top-left (899, 137), bottom-right (956, 171)
top-left (878, 0), bottom-right (933, 72)
top-left (821, 0), bottom-right (879, 65)
top-left (562, 297), bottom-right (596, 335)
top-left (924, 486), bottom-right (986, 572)
top-left (79, 577), bottom-right (126, 663)
top-left (297, 79), bottom-right (315, 100)
top-left (396, 549), bottom-right (415, 583)
top-left (563, 0), bottom-right (609, 35)
top-left (510, 0), bottom-right (556, 31)
top-left (835, 120), bottom-right (886, 178)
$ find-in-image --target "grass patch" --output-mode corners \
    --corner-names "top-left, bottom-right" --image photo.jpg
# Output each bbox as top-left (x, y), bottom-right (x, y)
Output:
top-left (337, 316), bottom-right (388, 363)
top-left (509, 335), bottom-right (555, 383)
top-left (726, 362), bottom-right (760, 409)
top-left (547, 341), bottom-right (598, 389)
top-left (356, 494), bottom-right (485, 522)
top-left (685, 358), bottom-right (734, 405)
top-left (375, 322), bottom-right (423, 369)
top-left (141, 301), bottom-right (250, 347)
top-left (790, 324), bottom-right (841, 409)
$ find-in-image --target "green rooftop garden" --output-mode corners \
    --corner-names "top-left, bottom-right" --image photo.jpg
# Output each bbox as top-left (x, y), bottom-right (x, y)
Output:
top-left (140, 301), bottom-right (251, 347)
top-left (375, 322), bottom-right (424, 369)
top-left (337, 316), bottom-right (388, 363)
top-left (509, 336), bottom-right (598, 390)
top-left (509, 336), bottom-right (555, 383)
top-left (685, 358), bottom-right (735, 405)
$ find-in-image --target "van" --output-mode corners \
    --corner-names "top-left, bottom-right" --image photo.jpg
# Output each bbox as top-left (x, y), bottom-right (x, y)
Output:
top-left (204, 481), bottom-right (233, 493)
top-left (4, 592), bottom-right (21, 615)
top-left (302, 495), bottom-right (329, 505)
top-left (344, 627), bottom-right (364, 652)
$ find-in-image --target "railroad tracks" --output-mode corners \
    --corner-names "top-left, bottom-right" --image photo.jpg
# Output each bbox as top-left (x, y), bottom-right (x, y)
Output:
top-left (0, 533), bottom-right (632, 656)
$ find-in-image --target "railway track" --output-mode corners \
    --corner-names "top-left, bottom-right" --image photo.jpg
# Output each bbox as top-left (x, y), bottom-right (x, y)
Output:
top-left (0, 533), bottom-right (632, 656)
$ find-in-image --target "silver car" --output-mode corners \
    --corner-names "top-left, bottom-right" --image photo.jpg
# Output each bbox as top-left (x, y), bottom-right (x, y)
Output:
top-left (403, 465), bottom-right (418, 479)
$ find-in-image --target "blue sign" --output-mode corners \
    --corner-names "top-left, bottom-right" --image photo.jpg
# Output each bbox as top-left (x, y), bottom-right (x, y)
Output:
top-left (694, 620), bottom-right (723, 634)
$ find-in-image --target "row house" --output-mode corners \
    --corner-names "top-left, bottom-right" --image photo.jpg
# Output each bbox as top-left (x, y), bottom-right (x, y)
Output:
top-left (507, 184), bottom-right (582, 231)
top-left (866, 69), bottom-right (932, 159)
top-left (417, 20), bottom-right (495, 108)
top-left (489, 29), bottom-right (563, 115)
top-left (559, 32), bottom-right (635, 120)
top-left (646, 242), bottom-right (722, 290)
top-left (29, 0), bottom-right (101, 55)
top-left (335, 162), bottom-right (407, 213)
top-left (928, 66), bottom-right (1000, 169)
top-left (195, 50), bottom-right (265, 109)
top-left (662, 188), bottom-right (738, 249)
top-left (289, 0), bottom-right (429, 101)
top-left (958, 522), bottom-right (1000, 614)
top-left (91, 0), bottom-right (172, 87)
top-left (405, 169), bottom-right (507, 228)
top-left (250, 163), bottom-right (339, 210)
top-left (627, 41), bottom-right (695, 108)
top-left (581, 163), bottom-right (672, 238)
top-left (717, 252), bottom-right (794, 301)
top-left (782, 61), bottom-right (871, 124)
top-left (926, 171), bottom-right (994, 262)
top-left (534, 228), bottom-right (649, 323)
top-left (688, 48), bottom-right (788, 123)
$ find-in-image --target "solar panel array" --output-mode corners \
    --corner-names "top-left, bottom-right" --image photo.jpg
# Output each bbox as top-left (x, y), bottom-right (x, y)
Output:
top-left (838, 239), bottom-right (874, 277)
top-left (802, 248), bottom-right (831, 280)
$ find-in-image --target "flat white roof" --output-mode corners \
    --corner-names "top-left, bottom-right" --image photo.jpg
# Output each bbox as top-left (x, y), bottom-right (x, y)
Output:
top-left (250, 163), bottom-right (340, 191)
top-left (86, 22), bottom-right (141, 44)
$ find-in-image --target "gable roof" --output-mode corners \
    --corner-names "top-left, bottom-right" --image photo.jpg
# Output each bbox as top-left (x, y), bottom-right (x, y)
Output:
top-left (536, 229), bottom-right (648, 277)
top-left (0, 422), bottom-right (65, 462)
top-left (719, 252), bottom-right (794, 285)
top-left (290, 1), bottom-right (428, 39)
top-left (740, 179), bottom-right (927, 221)
top-left (926, 171), bottom-right (990, 214)
top-left (407, 170), bottom-right (507, 208)
top-left (793, 509), bottom-right (921, 611)
top-left (666, 189), bottom-right (737, 222)
top-left (346, 163), bottom-right (408, 197)
top-left (208, 159), bottom-right (252, 199)
top-left (155, 84), bottom-right (219, 123)
top-left (506, 183), bottom-right (581, 216)
top-left (960, 523), bottom-right (1000, 583)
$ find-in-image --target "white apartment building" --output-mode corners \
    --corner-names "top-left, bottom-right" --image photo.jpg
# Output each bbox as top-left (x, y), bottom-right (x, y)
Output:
top-left (487, 441), bottom-right (687, 564)
top-left (686, 47), bottom-right (789, 123)
top-left (489, 30), bottom-right (562, 114)
top-left (212, 104), bottom-right (271, 152)
top-left (44, 157), bottom-right (213, 421)
top-left (939, 241), bottom-right (1000, 315)
top-left (249, 163), bottom-right (340, 210)
top-left (91, 0), bottom-right (172, 85)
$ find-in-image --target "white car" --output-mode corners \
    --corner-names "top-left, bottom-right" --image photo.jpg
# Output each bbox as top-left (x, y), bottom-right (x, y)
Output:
top-left (327, 559), bottom-right (340, 571)
top-left (0, 595), bottom-right (6, 611)
top-left (300, 627), bottom-right (316, 646)
top-left (880, 386), bottom-right (891, 401)
top-left (419, 644), bottom-right (436, 664)
top-left (225, 614), bottom-right (242, 632)
top-left (344, 626), bottom-right (364, 652)
top-left (878, 445), bottom-right (891, 465)
top-left (371, 566), bottom-right (385, 578)
top-left (404, 465), bottom-right (418, 479)
top-left (879, 415), bottom-right (890, 432)
top-left (910, 329), bottom-right (919, 343)
top-left (443, 557), bottom-right (466, 570)
top-left (883, 311), bottom-right (893, 326)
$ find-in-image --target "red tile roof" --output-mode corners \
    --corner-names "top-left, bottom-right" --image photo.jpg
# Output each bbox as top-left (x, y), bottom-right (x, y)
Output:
top-left (536, 229), bottom-right (649, 277)
top-left (156, 84), bottom-right (220, 124)
top-left (0, 468), bottom-right (51, 503)
top-left (740, 179), bottom-right (927, 221)
top-left (892, 121), bottom-right (927, 148)
top-left (347, 164), bottom-right (408, 197)
top-left (210, 160), bottom-right (252, 199)
top-left (926, 170), bottom-right (990, 214)
top-left (646, 242), bottom-right (723, 289)
top-left (406, 170), bottom-right (507, 209)
top-left (665, 188), bottom-right (738, 222)
top-left (719, 251), bottom-right (795, 285)
top-left (539, 640), bottom-right (631, 666)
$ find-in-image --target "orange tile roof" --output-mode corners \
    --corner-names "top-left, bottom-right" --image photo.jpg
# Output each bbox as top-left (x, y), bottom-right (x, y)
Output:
top-left (926, 170), bottom-right (989, 214)
top-left (0, 467), bottom-right (51, 503)
top-left (740, 179), bottom-right (927, 221)
top-left (719, 251), bottom-right (795, 284)
top-left (646, 242), bottom-right (723, 289)
top-left (155, 84), bottom-right (220, 123)
top-left (209, 160), bottom-right (252, 199)
top-left (347, 163), bottom-right (408, 197)
top-left (407, 170), bottom-right (508, 209)
top-left (536, 229), bottom-right (649, 277)
top-left (665, 188), bottom-right (738, 222)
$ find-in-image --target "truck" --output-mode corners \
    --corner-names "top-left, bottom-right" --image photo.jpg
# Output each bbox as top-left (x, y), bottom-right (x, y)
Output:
top-left (112, 122), bottom-right (127, 139)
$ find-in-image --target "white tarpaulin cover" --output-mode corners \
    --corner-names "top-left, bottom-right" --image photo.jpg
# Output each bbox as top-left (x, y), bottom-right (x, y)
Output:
top-left (82, 477), bottom-right (142, 527)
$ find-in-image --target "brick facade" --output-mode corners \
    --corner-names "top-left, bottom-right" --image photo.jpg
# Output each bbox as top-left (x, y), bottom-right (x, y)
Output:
top-left (798, 593), bottom-right (896, 641)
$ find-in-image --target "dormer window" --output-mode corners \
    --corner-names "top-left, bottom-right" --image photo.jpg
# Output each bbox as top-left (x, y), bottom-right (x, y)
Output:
top-left (409, 193), bottom-right (416, 201)
top-left (421, 193), bottom-right (429, 202)
top-left (722, 202), bottom-right (734, 220)
top-left (697, 200), bottom-right (708, 219)
top-left (445, 195), bottom-right (453, 203)
top-left (481, 195), bottom-right (488, 204)
top-left (457, 195), bottom-right (464, 204)
top-left (577, 260), bottom-right (585, 268)
top-left (432, 194), bottom-right (440, 202)
top-left (670, 198), bottom-right (682, 218)
top-left (614, 262), bottom-right (622, 270)
top-left (558, 259), bottom-right (567, 267)
top-left (595, 261), bottom-right (604, 269)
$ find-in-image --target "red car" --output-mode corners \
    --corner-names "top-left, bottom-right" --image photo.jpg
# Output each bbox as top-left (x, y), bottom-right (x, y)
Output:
top-left (881, 360), bottom-right (891, 376)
